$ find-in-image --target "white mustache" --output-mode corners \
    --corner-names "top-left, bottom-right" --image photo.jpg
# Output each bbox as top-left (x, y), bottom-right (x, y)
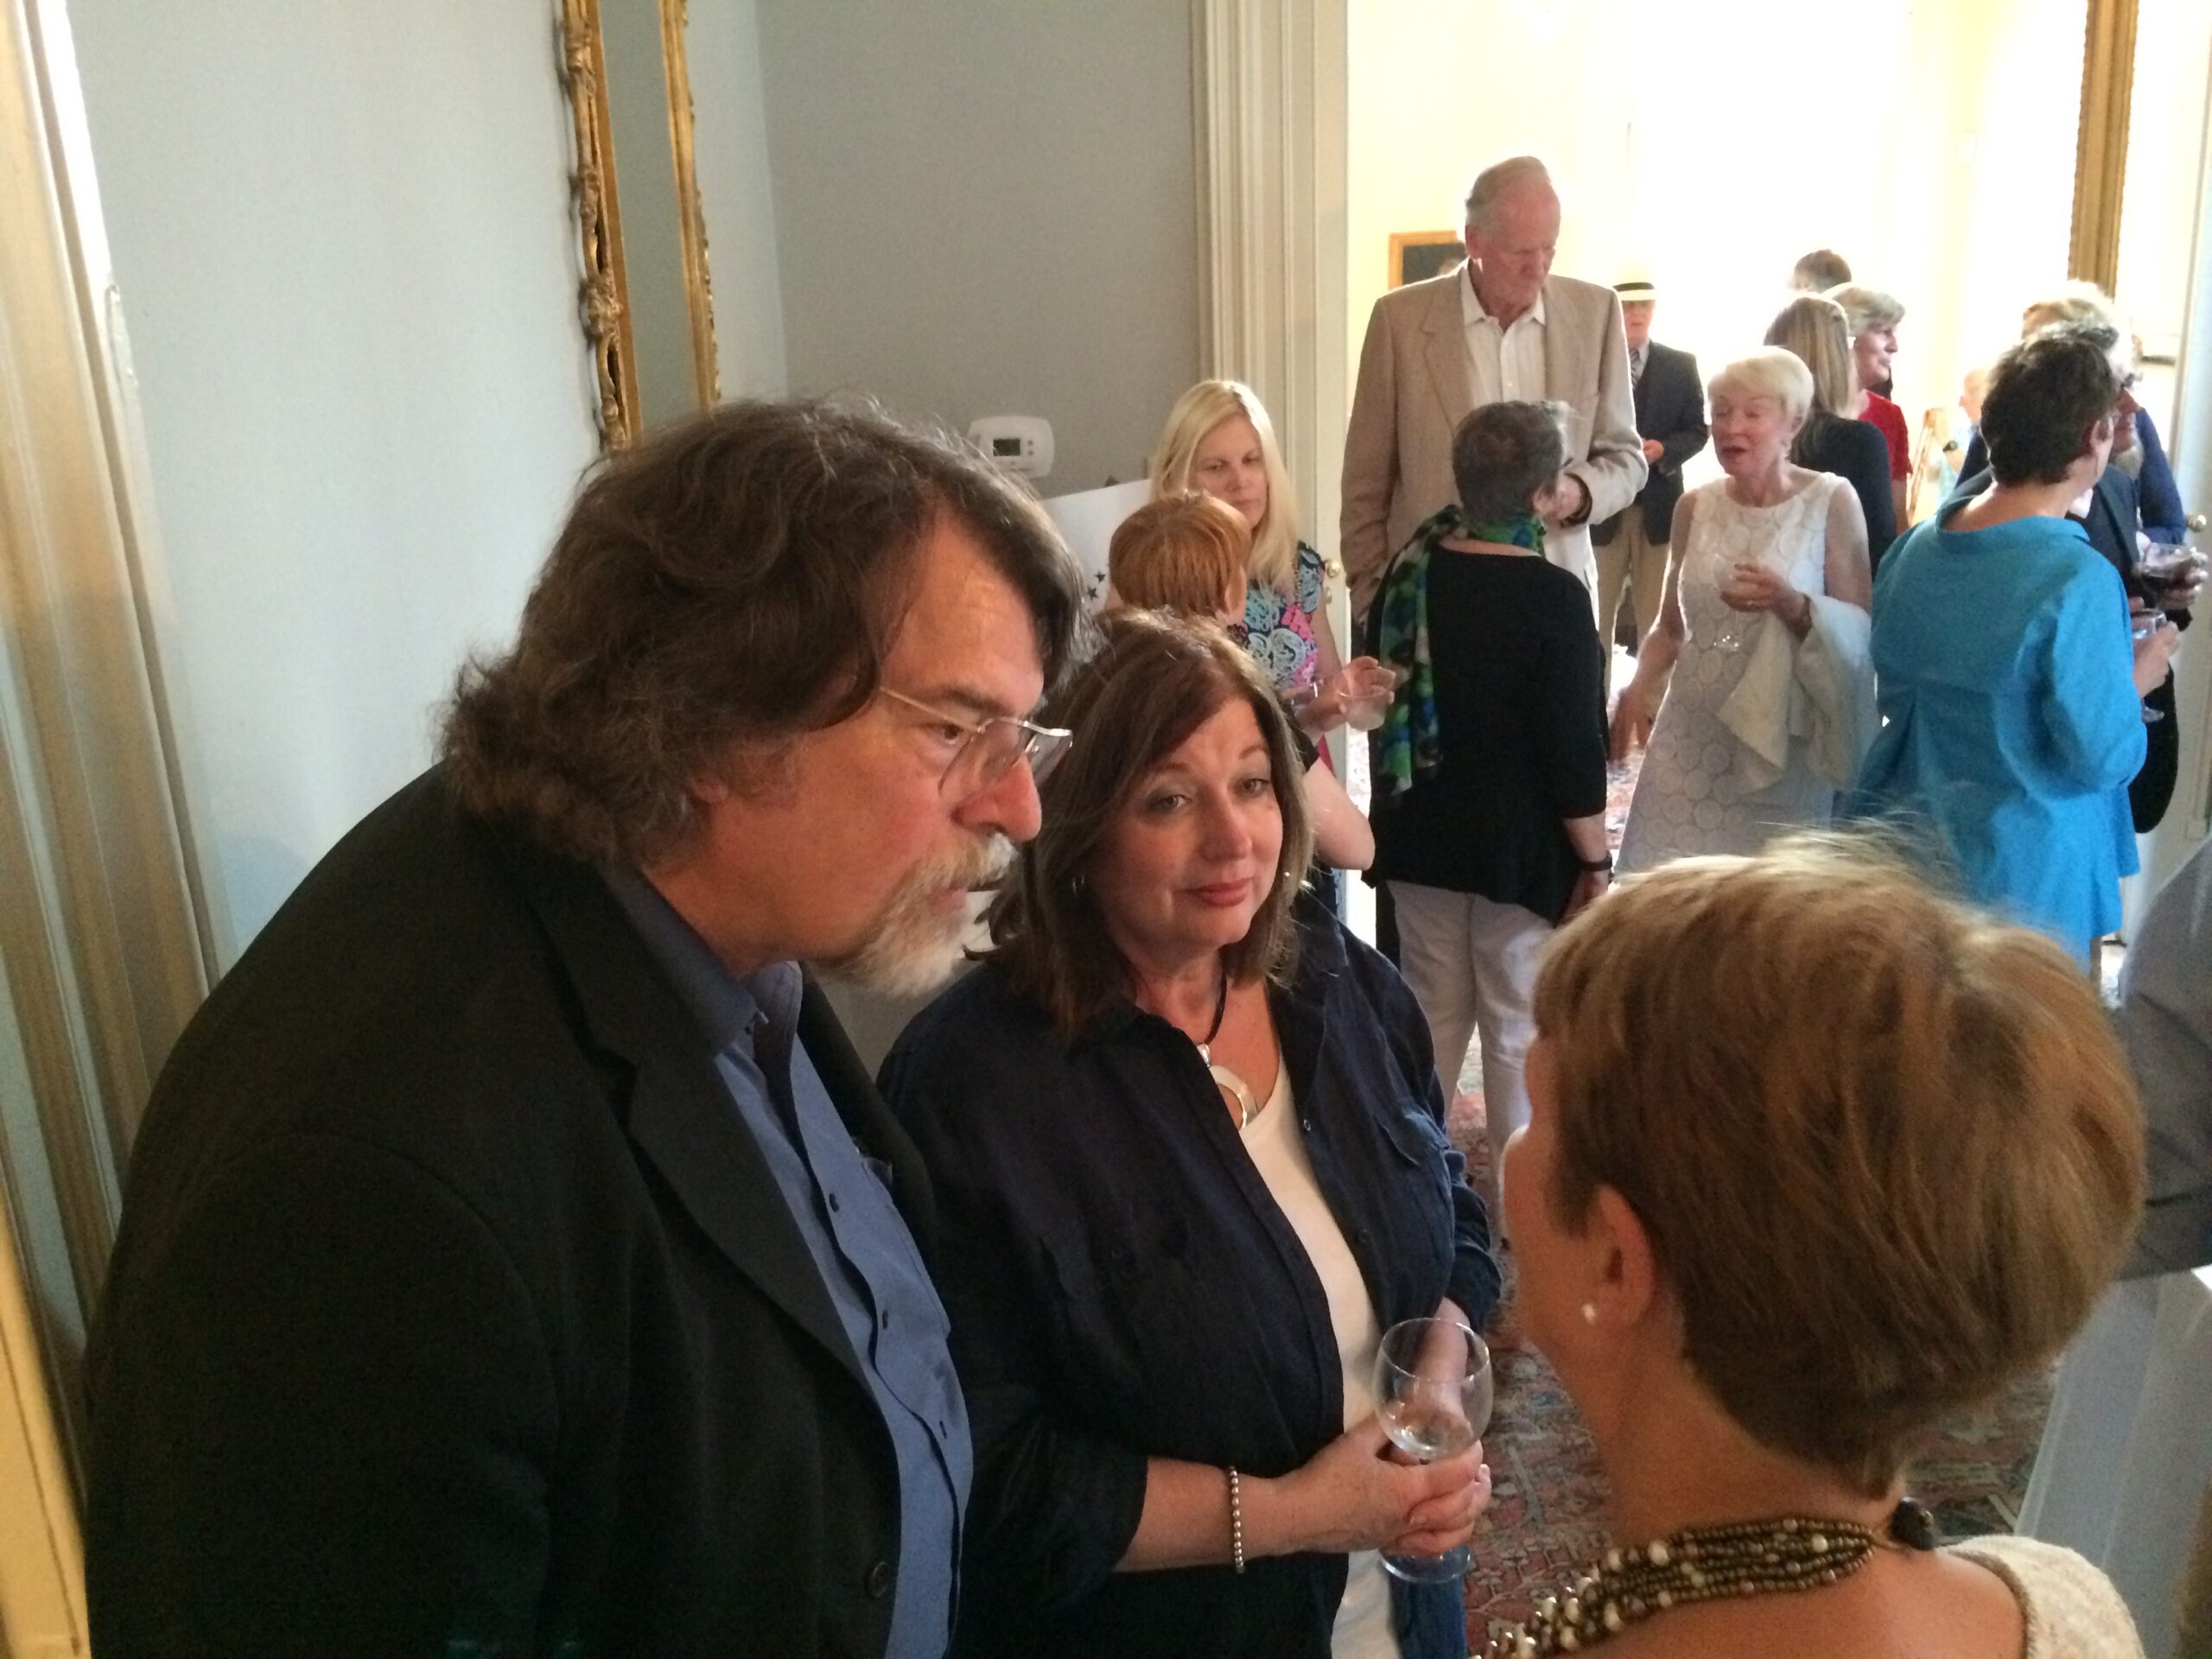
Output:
top-left (938, 834), bottom-right (1014, 893)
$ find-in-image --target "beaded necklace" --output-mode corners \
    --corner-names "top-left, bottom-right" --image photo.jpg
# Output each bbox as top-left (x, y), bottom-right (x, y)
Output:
top-left (1478, 1499), bottom-right (1939, 1657)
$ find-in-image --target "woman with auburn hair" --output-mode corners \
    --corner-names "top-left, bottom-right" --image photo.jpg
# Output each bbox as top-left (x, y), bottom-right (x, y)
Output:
top-left (1491, 838), bottom-right (2146, 1658)
top-left (1764, 295), bottom-right (1897, 565)
top-left (1152, 379), bottom-right (1392, 728)
top-left (883, 611), bottom-right (1497, 1658)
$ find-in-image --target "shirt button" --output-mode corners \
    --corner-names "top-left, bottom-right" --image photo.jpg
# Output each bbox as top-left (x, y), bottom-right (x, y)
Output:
top-left (865, 1559), bottom-right (894, 1599)
top-left (1300, 1117), bottom-right (1315, 1135)
top-left (827, 1192), bottom-right (841, 1212)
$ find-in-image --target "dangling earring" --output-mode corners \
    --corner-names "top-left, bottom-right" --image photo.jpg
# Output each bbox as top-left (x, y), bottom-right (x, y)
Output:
top-left (1580, 1302), bottom-right (1599, 1326)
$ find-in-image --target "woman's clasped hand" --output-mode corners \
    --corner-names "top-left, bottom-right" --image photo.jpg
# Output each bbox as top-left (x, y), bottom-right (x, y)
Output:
top-left (1266, 1416), bottom-right (1491, 1560)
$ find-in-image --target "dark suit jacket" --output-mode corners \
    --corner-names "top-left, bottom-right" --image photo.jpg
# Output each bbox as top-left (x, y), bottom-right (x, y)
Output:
top-left (1593, 339), bottom-right (1706, 547)
top-left (1948, 466), bottom-right (2181, 831)
top-left (86, 769), bottom-right (929, 1658)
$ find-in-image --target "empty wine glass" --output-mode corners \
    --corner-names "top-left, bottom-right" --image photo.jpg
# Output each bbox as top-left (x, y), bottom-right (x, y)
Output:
top-left (1373, 1316), bottom-right (1491, 1583)
top-left (2133, 609), bottom-right (2173, 724)
top-left (1709, 559), bottom-right (1763, 652)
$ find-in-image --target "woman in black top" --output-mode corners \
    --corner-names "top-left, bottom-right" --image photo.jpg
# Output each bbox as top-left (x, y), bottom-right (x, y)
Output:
top-left (1766, 295), bottom-right (1899, 566)
top-left (882, 613), bottom-right (1497, 1659)
top-left (1364, 401), bottom-right (1610, 1228)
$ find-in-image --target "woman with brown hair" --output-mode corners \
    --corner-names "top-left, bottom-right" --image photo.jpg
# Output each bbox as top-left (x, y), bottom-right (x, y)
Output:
top-left (1491, 839), bottom-right (2145, 1657)
top-left (881, 611), bottom-right (1497, 1658)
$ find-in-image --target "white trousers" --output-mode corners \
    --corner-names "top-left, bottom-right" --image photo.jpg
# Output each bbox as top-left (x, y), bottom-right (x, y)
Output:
top-left (1388, 880), bottom-right (1551, 1232)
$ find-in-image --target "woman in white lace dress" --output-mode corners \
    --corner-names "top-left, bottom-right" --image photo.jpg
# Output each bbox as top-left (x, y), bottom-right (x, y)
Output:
top-left (1611, 348), bottom-right (1873, 873)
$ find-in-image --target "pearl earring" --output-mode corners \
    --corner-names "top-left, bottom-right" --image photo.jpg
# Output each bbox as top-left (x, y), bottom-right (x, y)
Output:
top-left (1580, 1302), bottom-right (1599, 1325)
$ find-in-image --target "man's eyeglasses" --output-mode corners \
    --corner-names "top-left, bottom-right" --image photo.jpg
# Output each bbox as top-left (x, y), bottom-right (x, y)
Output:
top-left (880, 688), bottom-right (1073, 796)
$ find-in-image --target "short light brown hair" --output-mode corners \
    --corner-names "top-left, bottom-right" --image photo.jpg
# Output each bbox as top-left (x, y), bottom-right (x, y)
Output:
top-left (442, 399), bottom-right (1084, 864)
top-left (1825, 282), bottom-right (1906, 337)
top-left (1532, 838), bottom-right (2144, 1497)
top-left (1791, 249), bottom-right (1852, 291)
top-left (985, 611), bottom-right (1314, 1037)
top-left (1109, 492), bottom-right (1250, 616)
top-left (2021, 280), bottom-right (2123, 340)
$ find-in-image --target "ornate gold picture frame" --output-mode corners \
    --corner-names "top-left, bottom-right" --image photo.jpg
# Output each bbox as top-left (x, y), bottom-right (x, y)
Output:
top-left (560, 0), bottom-right (721, 450)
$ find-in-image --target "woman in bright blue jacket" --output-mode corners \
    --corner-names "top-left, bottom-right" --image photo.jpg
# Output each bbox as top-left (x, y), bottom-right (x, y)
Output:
top-left (1856, 323), bottom-right (2180, 960)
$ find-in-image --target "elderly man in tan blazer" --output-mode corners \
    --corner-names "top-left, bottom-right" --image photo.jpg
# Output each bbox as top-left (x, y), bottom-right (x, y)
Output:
top-left (1342, 156), bottom-right (1645, 624)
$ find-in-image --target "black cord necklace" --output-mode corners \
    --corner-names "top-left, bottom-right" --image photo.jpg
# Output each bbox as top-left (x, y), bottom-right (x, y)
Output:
top-left (1194, 963), bottom-right (1262, 1128)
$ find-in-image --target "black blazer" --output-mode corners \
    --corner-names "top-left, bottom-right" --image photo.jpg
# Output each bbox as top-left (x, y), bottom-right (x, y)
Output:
top-left (1593, 340), bottom-right (1706, 546)
top-left (86, 769), bottom-right (929, 1658)
top-left (1948, 465), bottom-right (2182, 831)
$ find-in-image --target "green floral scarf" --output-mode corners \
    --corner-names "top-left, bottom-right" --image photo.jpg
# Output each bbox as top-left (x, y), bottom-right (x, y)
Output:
top-left (1371, 505), bottom-right (1547, 799)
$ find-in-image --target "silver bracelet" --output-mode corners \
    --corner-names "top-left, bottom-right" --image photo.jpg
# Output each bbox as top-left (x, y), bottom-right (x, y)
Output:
top-left (1227, 1465), bottom-right (1246, 1574)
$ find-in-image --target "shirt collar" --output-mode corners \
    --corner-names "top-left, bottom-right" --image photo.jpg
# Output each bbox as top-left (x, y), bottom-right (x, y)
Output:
top-left (600, 864), bottom-right (801, 1052)
top-left (1462, 264), bottom-right (1547, 331)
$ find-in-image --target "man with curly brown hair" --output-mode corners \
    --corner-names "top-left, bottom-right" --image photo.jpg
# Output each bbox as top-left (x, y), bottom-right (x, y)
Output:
top-left (86, 400), bottom-right (1084, 1658)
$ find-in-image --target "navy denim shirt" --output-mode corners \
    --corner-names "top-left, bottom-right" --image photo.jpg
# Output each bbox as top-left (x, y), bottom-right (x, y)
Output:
top-left (880, 897), bottom-right (1497, 1658)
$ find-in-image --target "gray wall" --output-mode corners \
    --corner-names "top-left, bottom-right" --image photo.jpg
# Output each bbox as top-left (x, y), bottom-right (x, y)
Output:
top-left (754, 0), bottom-right (1201, 492)
top-left (690, 0), bottom-right (790, 397)
top-left (69, 0), bottom-right (601, 957)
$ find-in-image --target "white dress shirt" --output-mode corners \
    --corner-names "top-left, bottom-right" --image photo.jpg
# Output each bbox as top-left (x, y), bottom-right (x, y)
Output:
top-left (1460, 266), bottom-right (1548, 412)
top-left (1459, 268), bottom-right (1600, 594)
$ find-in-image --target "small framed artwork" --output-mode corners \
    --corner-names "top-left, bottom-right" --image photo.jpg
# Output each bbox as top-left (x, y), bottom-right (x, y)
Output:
top-left (1389, 231), bottom-right (1463, 289)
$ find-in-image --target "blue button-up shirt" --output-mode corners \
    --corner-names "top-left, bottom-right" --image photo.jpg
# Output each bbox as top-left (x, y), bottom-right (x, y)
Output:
top-left (605, 868), bottom-right (970, 1657)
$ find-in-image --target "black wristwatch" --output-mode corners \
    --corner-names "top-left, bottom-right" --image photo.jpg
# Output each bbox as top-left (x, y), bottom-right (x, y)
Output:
top-left (1576, 852), bottom-right (1614, 874)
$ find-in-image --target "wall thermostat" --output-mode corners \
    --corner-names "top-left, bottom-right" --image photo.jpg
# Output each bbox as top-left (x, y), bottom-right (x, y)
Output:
top-left (968, 415), bottom-right (1053, 480)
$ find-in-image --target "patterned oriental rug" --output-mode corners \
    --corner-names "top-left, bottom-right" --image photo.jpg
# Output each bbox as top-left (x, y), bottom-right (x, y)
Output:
top-left (1440, 753), bottom-right (2052, 1633)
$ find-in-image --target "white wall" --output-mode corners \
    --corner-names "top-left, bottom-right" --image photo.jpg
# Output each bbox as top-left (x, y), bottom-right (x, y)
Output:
top-left (753, 0), bottom-right (1201, 493)
top-left (2117, 0), bottom-right (2212, 432)
top-left (67, 0), bottom-right (601, 960)
top-left (1346, 0), bottom-right (2085, 478)
top-left (690, 0), bottom-right (790, 397)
